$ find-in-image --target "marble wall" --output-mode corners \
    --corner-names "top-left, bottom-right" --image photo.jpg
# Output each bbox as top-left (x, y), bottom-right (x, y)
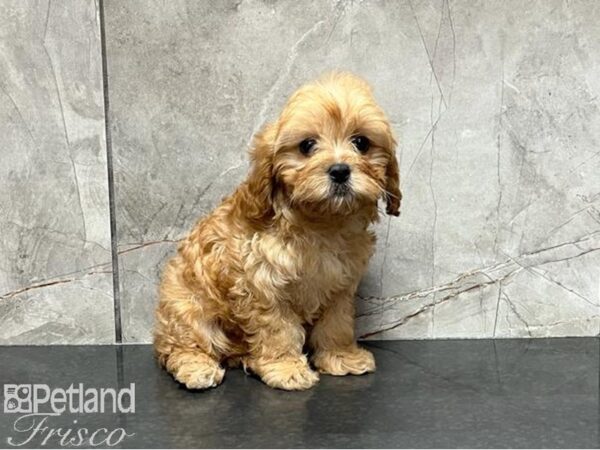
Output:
top-left (1, 0), bottom-right (598, 344)
top-left (0, 0), bottom-right (114, 344)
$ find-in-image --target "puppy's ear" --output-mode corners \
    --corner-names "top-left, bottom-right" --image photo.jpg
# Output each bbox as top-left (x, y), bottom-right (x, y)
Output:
top-left (245, 123), bottom-right (277, 221)
top-left (384, 144), bottom-right (402, 217)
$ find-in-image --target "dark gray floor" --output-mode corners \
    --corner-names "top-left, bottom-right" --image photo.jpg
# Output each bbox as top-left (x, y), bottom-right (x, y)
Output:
top-left (0, 339), bottom-right (598, 448)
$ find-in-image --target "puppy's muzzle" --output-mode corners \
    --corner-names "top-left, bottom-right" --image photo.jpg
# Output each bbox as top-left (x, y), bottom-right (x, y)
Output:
top-left (328, 163), bottom-right (351, 184)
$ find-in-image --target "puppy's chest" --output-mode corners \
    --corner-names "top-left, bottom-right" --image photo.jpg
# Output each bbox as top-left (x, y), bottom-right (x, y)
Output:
top-left (284, 233), bottom-right (372, 320)
top-left (295, 247), bottom-right (350, 294)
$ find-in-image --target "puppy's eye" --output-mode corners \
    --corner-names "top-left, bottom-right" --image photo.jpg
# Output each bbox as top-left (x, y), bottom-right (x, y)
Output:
top-left (299, 138), bottom-right (317, 156)
top-left (352, 135), bottom-right (370, 153)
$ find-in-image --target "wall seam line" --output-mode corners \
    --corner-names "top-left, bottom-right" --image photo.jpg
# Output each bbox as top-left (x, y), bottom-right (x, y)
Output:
top-left (98, 0), bottom-right (122, 344)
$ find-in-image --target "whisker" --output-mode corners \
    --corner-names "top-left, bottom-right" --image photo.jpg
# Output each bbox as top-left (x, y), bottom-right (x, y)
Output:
top-left (377, 185), bottom-right (401, 200)
top-left (382, 189), bottom-right (400, 200)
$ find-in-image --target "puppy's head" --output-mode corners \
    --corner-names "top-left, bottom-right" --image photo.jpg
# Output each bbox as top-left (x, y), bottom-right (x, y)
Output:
top-left (246, 72), bottom-right (401, 221)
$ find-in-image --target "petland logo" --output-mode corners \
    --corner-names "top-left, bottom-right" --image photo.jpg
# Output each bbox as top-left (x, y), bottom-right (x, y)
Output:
top-left (3, 383), bottom-right (135, 447)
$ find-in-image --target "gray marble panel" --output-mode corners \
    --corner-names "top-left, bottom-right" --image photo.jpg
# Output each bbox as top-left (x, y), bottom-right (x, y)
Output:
top-left (104, 0), bottom-right (600, 342)
top-left (0, 0), bottom-right (114, 344)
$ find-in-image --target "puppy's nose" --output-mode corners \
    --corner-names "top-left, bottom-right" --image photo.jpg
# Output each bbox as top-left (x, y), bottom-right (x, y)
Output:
top-left (328, 163), bottom-right (351, 184)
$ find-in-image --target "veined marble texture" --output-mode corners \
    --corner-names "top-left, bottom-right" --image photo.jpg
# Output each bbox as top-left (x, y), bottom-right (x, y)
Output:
top-left (104, 0), bottom-right (599, 342)
top-left (0, 0), bottom-right (114, 344)
top-left (2, 0), bottom-right (597, 344)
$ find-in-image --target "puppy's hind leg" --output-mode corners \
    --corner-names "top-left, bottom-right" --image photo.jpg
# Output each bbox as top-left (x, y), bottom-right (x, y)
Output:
top-left (164, 348), bottom-right (225, 390)
top-left (155, 313), bottom-right (227, 390)
top-left (155, 315), bottom-right (228, 390)
top-left (154, 263), bottom-right (228, 390)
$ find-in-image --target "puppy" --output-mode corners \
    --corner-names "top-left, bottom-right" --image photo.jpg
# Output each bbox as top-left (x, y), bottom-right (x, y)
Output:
top-left (154, 72), bottom-right (401, 391)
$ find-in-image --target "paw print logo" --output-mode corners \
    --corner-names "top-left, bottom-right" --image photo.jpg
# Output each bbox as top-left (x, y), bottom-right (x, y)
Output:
top-left (5, 399), bottom-right (18, 411)
top-left (3, 384), bottom-right (32, 414)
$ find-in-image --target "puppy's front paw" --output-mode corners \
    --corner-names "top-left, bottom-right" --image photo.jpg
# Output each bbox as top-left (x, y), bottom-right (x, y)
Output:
top-left (252, 356), bottom-right (319, 391)
top-left (313, 347), bottom-right (376, 376)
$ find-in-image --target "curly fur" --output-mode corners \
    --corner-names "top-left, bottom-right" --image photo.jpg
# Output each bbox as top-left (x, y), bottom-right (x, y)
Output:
top-left (154, 72), bottom-right (401, 391)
